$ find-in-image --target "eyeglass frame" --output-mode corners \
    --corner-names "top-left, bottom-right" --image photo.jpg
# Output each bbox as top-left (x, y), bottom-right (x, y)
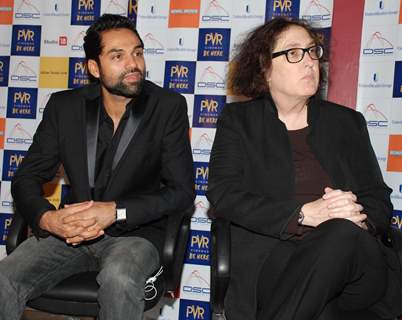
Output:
top-left (271, 45), bottom-right (324, 64)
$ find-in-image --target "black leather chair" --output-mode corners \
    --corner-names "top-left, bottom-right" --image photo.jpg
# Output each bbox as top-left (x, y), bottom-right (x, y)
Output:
top-left (6, 208), bottom-right (191, 317)
top-left (210, 217), bottom-right (402, 320)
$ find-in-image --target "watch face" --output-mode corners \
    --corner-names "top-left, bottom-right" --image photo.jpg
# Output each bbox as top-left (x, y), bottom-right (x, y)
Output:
top-left (116, 208), bottom-right (127, 222)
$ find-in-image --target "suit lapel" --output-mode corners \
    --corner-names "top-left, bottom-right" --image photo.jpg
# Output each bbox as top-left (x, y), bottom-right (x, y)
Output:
top-left (111, 104), bottom-right (144, 170)
top-left (85, 97), bottom-right (100, 189)
top-left (105, 88), bottom-right (156, 192)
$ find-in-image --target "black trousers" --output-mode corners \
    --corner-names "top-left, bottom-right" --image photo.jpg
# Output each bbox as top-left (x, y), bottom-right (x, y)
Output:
top-left (256, 219), bottom-right (388, 320)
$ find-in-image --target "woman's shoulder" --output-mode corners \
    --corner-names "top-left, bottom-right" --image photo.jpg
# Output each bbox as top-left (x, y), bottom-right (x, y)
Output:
top-left (317, 99), bottom-right (360, 116)
top-left (223, 97), bottom-right (266, 116)
top-left (313, 99), bottom-right (365, 129)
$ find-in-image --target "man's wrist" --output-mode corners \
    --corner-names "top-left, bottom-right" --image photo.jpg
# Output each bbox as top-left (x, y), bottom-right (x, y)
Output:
top-left (114, 202), bottom-right (126, 223)
top-left (39, 210), bottom-right (52, 231)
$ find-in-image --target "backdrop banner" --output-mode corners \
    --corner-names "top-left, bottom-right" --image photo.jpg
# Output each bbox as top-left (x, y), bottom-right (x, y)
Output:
top-left (0, 1), bottom-right (337, 319)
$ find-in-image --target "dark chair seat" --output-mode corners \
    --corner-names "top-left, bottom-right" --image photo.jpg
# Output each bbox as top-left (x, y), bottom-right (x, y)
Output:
top-left (210, 217), bottom-right (399, 320)
top-left (6, 209), bottom-right (191, 317)
top-left (26, 271), bottom-right (165, 316)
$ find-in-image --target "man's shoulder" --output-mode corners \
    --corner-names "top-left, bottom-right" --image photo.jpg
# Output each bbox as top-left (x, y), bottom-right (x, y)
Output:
top-left (51, 82), bottom-right (100, 100)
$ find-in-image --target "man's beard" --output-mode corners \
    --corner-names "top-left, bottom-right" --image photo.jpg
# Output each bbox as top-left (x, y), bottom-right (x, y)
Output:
top-left (100, 67), bottom-right (146, 98)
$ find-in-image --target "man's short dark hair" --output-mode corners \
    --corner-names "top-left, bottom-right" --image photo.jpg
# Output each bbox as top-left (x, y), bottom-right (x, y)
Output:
top-left (83, 14), bottom-right (144, 62)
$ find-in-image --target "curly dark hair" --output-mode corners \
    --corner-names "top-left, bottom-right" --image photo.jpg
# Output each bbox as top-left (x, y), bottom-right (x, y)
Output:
top-left (228, 18), bottom-right (325, 99)
top-left (83, 14), bottom-right (143, 63)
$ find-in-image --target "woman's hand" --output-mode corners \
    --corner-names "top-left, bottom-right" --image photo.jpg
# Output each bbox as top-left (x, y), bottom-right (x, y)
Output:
top-left (301, 187), bottom-right (367, 228)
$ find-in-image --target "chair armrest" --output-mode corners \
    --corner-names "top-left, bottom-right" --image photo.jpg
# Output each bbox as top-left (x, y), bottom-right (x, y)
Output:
top-left (387, 227), bottom-right (402, 270)
top-left (211, 217), bottom-right (231, 316)
top-left (6, 210), bottom-right (28, 255)
top-left (163, 207), bottom-right (192, 292)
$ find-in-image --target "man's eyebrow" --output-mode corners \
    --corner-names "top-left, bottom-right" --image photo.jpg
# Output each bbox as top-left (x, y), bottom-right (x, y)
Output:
top-left (105, 48), bottom-right (124, 55)
top-left (105, 45), bottom-right (144, 55)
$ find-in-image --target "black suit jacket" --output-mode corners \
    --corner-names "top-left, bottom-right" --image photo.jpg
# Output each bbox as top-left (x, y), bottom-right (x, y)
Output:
top-left (207, 95), bottom-right (398, 319)
top-left (11, 81), bottom-right (195, 256)
top-left (208, 94), bottom-right (392, 238)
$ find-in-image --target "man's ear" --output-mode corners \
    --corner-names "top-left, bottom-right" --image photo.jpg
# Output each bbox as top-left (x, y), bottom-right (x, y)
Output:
top-left (87, 59), bottom-right (100, 79)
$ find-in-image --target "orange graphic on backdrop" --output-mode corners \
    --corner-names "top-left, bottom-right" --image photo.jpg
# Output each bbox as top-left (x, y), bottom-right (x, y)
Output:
top-left (0, 0), bottom-right (14, 24)
top-left (400, 0), bottom-right (402, 23)
top-left (168, 0), bottom-right (200, 28)
top-left (387, 135), bottom-right (402, 172)
top-left (0, 118), bottom-right (5, 149)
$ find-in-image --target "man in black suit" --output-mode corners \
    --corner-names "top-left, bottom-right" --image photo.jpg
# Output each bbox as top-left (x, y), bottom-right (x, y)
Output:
top-left (0, 14), bottom-right (194, 320)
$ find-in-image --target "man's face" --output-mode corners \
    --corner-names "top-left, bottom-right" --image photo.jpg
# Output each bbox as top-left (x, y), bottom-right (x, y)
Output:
top-left (88, 28), bottom-right (146, 98)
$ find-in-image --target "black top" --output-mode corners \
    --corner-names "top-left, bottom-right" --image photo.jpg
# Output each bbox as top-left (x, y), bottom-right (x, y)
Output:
top-left (94, 100), bottom-right (132, 200)
top-left (286, 125), bottom-right (333, 236)
top-left (288, 126), bottom-right (332, 204)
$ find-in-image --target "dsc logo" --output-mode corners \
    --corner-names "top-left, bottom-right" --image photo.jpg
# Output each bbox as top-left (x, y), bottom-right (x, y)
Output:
top-left (363, 32), bottom-right (394, 56)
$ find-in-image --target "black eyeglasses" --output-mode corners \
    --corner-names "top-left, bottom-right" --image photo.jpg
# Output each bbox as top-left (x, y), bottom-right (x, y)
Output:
top-left (271, 45), bottom-right (324, 63)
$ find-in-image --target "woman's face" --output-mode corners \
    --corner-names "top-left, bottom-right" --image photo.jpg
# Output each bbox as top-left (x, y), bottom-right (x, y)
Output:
top-left (265, 25), bottom-right (320, 103)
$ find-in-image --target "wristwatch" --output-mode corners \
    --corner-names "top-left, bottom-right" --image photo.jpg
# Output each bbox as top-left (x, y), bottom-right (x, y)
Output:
top-left (116, 208), bottom-right (127, 223)
top-left (297, 210), bottom-right (304, 225)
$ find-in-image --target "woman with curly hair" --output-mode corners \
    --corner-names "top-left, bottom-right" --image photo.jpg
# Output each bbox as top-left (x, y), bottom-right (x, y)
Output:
top-left (207, 18), bottom-right (402, 320)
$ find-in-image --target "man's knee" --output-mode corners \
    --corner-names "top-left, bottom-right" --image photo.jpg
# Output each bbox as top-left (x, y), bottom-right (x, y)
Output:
top-left (97, 259), bottom-right (149, 294)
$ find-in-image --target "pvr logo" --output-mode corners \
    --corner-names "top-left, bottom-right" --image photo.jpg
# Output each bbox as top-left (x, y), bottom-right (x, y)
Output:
top-left (128, 0), bottom-right (138, 15)
top-left (191, 234), bottom-right (209, 249)
top-left (2, 217), bottom-right (12, 241)
top-left (171, 65), bottom-right (188, 78)
top-left (14, 91), bottom-right (31, 104)
top-left (78, 0), bottom-right (94, 10)
top-left (17, 29), bottom-right (35, 42)
top-left (10, 153), bottom-right (25, 167)
top-left (205, 33), bottom-right (223, 46)
top-left (4, 218), bottom-right (12, 230)
top-left (75, 61), bottom-right (87, 75)
top-left (273, 0), bottom-right (292, 12)
top-left (363, 32), bottom-right (394, 55)
top-left (186, 305), bottom-right (205, 319)
top-left (201, 98), bottom-right (218, 112)
top-left (196, 166), bottom-right (209, 180)
top-left (392, 216), bottom-right (402, 229)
